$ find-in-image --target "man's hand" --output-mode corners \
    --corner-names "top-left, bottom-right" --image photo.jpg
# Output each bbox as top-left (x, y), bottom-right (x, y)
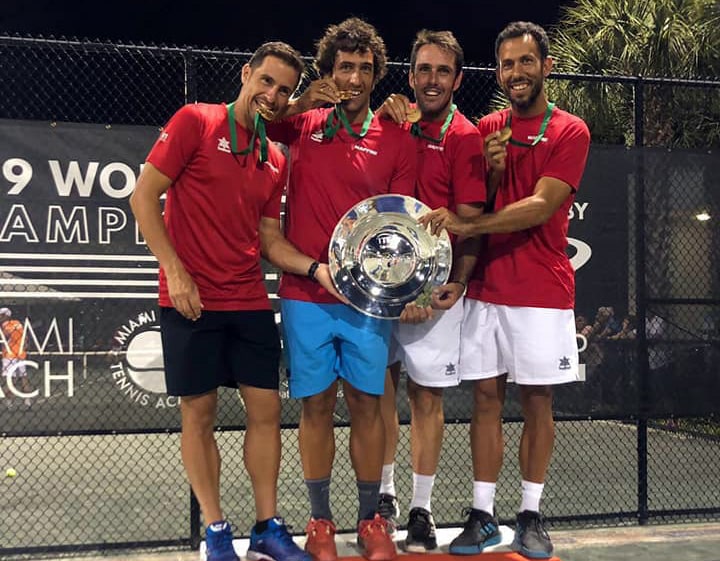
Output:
top-left (291, 78), bottom-right (341, 114)
top-left (399, 302), bottom-right (433, 324)
top-left (376, 93), bottom-right (412, 124)
top-left (419, 207), bottom-right (467, 236)
top-left (315, 263), bottom-right (349, 304)
top-left (484, 130), bottom-right (509, 174)
top-left (431, 282), bottom-right (464, 310)
top-left (166, 265), bottom-right (203, 321)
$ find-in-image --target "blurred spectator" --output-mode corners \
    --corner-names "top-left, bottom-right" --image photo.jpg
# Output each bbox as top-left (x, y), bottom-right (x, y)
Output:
top-left (646, 313), bottom-right (670, 371)
top-left (1, 307), bottom-right (32, 407)
top-left (608, 315), bottom-right (637, 340)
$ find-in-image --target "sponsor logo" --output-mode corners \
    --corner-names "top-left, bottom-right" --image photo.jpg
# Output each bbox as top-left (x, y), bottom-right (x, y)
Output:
top-left (110, 310), bottom-right (179, 409)
top-left (310, 130), bottom-right (325, 143)
top-left (445, 362), bottom-right (457, 376)
top-left (217, 137), bottom-right (231, 153)
top-left (426, 144), bottom-right (444, 152)
top-left (567, 237), bottom-right (592, 271)
top-left (352, 144), bottom-right (378, 156)
top-left (558, 356), bottom-right (571, 370)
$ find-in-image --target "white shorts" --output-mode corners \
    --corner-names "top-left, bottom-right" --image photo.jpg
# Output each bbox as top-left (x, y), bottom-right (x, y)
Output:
top-left (460, 300), bottom-right (580, 385)
top-left (2, 358), bottom-right (27, 378)
top-left (389, 298), bottom-right (463, 387)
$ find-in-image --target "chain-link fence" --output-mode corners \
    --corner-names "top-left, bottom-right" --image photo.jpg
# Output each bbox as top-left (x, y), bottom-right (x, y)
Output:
top-left (0, 36), bottom-right (719, 556)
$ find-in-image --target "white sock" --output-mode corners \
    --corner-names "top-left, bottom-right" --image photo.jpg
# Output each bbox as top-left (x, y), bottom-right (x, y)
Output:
top-left (380, 463), bottom-right (396, 496)
top-left (410, 473), bottom-right (435, 512)
top-left (520, 480), bottom-right (544, 513)
top-left (472, 481), bottom-right (496, 514)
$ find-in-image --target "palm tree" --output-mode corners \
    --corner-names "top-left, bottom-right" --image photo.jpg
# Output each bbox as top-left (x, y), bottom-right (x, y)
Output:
top-left (548, 0), bottom-right (720, 147)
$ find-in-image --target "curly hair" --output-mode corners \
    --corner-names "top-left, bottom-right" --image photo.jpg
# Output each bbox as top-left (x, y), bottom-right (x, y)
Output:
top-left (314, 17), bottom-right (388, 85)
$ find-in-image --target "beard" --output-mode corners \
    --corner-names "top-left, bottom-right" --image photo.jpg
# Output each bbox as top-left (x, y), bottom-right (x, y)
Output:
top-left (417, 94), bottom-right (452, 121)
top-left (505, 80), bottom-right (543, 110)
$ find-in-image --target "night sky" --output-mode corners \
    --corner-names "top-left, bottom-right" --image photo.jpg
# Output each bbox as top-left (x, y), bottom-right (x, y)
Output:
top-left (2, 0), bottom-right (569, 65)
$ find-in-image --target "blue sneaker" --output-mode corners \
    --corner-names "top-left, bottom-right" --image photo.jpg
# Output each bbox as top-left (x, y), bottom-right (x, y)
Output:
top-left (206, 520), bottom-right (240, 561)
top-left (248, 517), bottom-right (311, 561)
top-left (449, 508), bottom-right (502, 555)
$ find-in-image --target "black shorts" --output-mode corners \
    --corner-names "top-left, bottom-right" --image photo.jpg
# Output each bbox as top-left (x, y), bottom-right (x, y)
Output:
top-left (160, 307), bottom-right (281, 397)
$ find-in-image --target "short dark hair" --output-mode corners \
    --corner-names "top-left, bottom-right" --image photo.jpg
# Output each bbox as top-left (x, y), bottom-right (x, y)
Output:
top-left (314, 17), bottom-right (388, 84)
top-left (248, 41), bottom-right (305, 88)
top-left (410, 29), bottom-right (464, 76)
top-left (495, 21), bottom-right (549, 61)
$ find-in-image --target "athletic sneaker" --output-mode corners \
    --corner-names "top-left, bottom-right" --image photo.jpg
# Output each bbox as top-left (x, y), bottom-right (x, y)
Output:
top-left (511, 510), bottom-right (553, 559)
top-left (304, 518), bottom-right (338, 561)
top-left (377, 493), bottom-right (400, 533)
top-left (206, 520), bottom-right (240, 561)
top-left (448, 508), bottom-right (502, 555)
top-left (404, 507), bottom-right (437, 553)
top-left (357, 513), bottom-right (397, 561)
top-left (248, 517), bottom-right (311, 561)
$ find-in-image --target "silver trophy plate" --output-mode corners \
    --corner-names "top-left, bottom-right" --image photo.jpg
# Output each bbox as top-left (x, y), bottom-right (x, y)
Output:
top-left (329, 194), bottom-right (452, 319)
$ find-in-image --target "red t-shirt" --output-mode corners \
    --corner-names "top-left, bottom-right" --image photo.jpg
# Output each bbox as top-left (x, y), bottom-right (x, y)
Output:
top-left (268, 108), bottom-right (417, 303)
top-left (146, 103), bottom-right (287, 311)
top-left (410, 107), bottom-right (487, 221)
top-left (471, 106), bottom-right (590, 309)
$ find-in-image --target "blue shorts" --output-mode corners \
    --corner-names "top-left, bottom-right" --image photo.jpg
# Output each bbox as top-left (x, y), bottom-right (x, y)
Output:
top-left (280, 300), bottom-right (392, 398)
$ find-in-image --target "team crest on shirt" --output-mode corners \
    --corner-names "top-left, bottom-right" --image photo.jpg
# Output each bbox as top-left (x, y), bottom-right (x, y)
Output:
top-left (217, 137), bottom-right (231, 153)
top-left (558, 356), bottom-right (571, 370)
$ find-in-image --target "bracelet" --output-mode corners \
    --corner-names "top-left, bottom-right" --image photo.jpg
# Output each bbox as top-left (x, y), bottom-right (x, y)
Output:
top-left (307, 261), bottom-right (320, 282)
top-left (450, 280), bottom-right (467, 292)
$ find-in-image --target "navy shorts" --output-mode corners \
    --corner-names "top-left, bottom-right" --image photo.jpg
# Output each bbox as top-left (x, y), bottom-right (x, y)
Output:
top-left (160, 307), bottom-right (281, 397)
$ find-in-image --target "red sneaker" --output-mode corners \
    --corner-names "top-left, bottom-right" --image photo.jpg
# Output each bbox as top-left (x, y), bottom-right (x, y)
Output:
top-left (304, 518), bottom-right (337, 561)
top-left (357, 514), bottom-right (397, 561)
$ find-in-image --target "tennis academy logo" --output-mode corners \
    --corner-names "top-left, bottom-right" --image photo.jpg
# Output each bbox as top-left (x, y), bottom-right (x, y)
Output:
top-left (109, 310), bottom-right (178, 409)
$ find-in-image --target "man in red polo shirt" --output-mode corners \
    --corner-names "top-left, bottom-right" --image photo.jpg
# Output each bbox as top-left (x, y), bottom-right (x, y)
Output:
top-left (131, 42), bottom-right (340, 561)
top-left (266, 17), bottom-right (416, 561)
top-left (372, 29), bottom-right (486, 553)
top-left (421, 21), bottom-right (590, 560)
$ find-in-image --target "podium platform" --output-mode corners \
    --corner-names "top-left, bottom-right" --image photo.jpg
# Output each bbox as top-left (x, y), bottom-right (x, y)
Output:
top-left (200, 526), bottom-right (563, 561)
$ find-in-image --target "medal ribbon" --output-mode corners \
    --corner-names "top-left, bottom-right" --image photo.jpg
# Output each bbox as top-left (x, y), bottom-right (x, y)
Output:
top-left (410, 104), bottom-right (456, 144)
top-left (505, 102), bottom-right (554, 147)
top-left (324, 106), bottom-right (373, 139)
top-left (227, 102), bottom-right (268, 162)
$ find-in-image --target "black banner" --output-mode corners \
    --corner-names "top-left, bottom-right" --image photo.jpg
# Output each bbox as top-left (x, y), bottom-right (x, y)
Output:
top-left (1, 121), bottom-right (717, 432)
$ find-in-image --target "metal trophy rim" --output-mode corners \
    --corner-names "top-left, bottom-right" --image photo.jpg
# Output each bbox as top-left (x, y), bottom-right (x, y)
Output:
top-left (328, 194), bottom-right (452, 319)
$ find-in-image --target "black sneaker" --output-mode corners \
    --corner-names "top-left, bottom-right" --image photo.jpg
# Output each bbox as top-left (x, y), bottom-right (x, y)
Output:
top-left (511, 510), bottom-right (553, 559)
top-left (377, 493), bottom-right (399, 534)
top-left (404, 507), bottom-right (437, 553)
top-left (448, 508), bottom-right (501, 555)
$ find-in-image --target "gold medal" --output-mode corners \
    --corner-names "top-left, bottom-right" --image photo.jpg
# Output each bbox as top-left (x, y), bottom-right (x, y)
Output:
top-left (497, 126), bottom-right (512, 143)
top-left (406, 107), bottom-right (421, 123)
top-left (338, 90), bottom-right (360, 100)
top-left (256, 104), bottom-right (275, 121)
